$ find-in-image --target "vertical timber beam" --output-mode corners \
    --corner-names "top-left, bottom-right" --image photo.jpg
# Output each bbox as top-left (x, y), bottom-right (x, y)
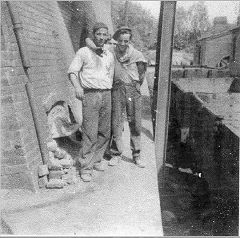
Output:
top-left (154, 1), bottom-right (176, 187)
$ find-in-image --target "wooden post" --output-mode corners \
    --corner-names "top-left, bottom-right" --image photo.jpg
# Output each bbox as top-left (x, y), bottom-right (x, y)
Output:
top-left (124, 0), bottom-right (129, 26)
top-left (154, 1), bottom-right (176, 188)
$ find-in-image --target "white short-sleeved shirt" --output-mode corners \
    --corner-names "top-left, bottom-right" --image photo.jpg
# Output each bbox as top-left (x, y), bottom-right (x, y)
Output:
top-left (68, 46), bottom-right (114, 89)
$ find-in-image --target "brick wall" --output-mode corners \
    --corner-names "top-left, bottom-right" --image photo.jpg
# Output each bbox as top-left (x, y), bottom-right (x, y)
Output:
top-left (58, 1), bottom-right (87, 52)
top-left (201, 33), bottom-right (232, 67)
top-left (92, 0), bottom-right (113, 35)
top-left (197, 27), bottom-right (240, 67)
top-left (167, 82), bottom-right (239, 192)
top-left (1, 1), bottom-right (42, 191)
top-left (233, 28), bottom-right (240, 63)
top-left (59, 1), bottom-right (113, 51)
top-left (1, 1), bottom-right (113, 191)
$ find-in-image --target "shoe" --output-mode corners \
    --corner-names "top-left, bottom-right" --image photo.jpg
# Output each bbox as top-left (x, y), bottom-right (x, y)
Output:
top-left (108, 156), bottom-right (120, 166)
top-left (93, 161), bottom-right (106, 171)
top-left (81, 173), bottom-right (92, 182)
top-left (133, 156), bottom-right (145, 168)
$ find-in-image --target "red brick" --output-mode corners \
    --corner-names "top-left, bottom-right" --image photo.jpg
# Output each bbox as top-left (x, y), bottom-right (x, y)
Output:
top-left (38, 164), bottom-right (49, 177)
top-left (2, 148), bottom-right (26, 160)
top-left (48, 170), bottom-right (64, 179)
top-left (1, 164), bottom-right (29, 175)
top-left (46, 179), bottom-right (65, 189)
top-left (1, 95), bottom-right (13, 104)
top-left (38, 175), bottom-right (48, 188)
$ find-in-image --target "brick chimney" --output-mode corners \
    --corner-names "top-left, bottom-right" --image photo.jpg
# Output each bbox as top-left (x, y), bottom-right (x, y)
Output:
top-left (237, 16), bottom-right (240, 26)
top-left (213, 16), bottom-right (228, 33)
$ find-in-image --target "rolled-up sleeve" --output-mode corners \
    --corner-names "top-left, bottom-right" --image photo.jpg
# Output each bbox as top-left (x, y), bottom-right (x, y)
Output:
top-left (67, 49), bottom-right (84, 75)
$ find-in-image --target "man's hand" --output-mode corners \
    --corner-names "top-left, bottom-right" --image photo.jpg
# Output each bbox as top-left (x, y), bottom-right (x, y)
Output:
top-left (75, 87), bottom-right (84, 100)
top-left (85, 38), bottom-right (103, 57)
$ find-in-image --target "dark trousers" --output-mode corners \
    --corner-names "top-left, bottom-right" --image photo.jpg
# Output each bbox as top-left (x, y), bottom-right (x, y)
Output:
top-left (110, 83), bottom-right (141, 158)
top-left (80, 89), bottom-right (111, 175)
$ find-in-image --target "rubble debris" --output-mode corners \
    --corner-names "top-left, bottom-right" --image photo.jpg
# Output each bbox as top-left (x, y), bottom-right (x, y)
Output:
top-left (46, 179), bottom-right (66, 189)
top-left (48, 170), bottom-right (65, 180)
top-left (47, 140), bottom-right (58, 152)
top-left (38, 176), bottom-right (48, 188)
top-left (38, 164), bottom-right (49, 177)
top-left (54, 147), bottom-right (67, 159)
top-left (43, 138), bottom-right (78, 189)
top-left (48, 157), bottom-right (63, 170)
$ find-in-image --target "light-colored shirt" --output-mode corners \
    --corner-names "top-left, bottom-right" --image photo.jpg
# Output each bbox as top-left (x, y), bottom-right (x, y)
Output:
top-left (113, 45), bottom-right (147, 85)
top-left (68, 46), bottom-right (114, 89)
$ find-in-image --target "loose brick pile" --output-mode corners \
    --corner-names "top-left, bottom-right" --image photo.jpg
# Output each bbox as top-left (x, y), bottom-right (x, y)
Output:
top-left (38, 140), bottom-right (78, 189)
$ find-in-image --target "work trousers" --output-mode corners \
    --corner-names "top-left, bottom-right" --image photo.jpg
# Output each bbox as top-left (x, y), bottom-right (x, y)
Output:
top-left (80, 89), bottom-right (111, 175)
top-left (110, 82), bottom-right (141, 158)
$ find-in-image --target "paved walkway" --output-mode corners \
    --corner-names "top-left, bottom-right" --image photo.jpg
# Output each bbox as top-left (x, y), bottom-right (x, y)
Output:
top-left (1, 79), bottom-right (163, 236)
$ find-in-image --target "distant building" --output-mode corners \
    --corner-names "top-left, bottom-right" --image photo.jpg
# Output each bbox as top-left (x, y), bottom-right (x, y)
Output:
top-left (194, 16), bottom-right (240, 69)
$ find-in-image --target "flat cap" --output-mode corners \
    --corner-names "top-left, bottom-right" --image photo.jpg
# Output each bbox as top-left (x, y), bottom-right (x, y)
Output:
top-left (92, 22), bottom-right (108, 34)
top-left (112, 26), bottom-right (132, 40)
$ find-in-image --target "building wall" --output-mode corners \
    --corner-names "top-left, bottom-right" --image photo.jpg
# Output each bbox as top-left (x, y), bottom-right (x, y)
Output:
top-left (58, 1), bottom-right (94, 52)
top-left (167, 83), bottom-right (239, 192)
top-left (200, 33), bottom-right (232, 67)
top-left (232, 28), bottom-right (240, 63)
top-left (1, 1), bottom-right (113, 191)
top-left (1, 1), bottom-right (42, 191)
top-left (196, 26), bottom-right (240, 67)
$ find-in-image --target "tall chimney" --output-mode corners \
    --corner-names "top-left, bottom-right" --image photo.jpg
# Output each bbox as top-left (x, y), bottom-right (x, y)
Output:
top-left (237, 16), bottom-right (240, 26)
top-left (213, 16), bottom-right (228, 33)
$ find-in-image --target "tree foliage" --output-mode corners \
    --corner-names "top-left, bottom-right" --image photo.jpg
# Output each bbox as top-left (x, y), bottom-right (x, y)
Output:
top-left (111, 1), bottom-right (211, 52)
top-left (174, 1), bottom-right (211, 50)
top-left (111, 1), bottom-right (157, 51)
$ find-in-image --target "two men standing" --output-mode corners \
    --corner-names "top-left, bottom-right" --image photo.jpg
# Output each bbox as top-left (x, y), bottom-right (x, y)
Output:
top-left (68, 23), bottom-right (147, 182)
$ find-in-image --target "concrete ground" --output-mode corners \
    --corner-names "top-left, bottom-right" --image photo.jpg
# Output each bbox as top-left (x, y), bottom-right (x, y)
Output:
top-left (1, 79), bottom-right (163, 236)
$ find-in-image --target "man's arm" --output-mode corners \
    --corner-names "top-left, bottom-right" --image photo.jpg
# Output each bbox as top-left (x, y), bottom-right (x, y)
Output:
top-left (69, 73), bottom-right (84, 99)
top-left (85, 37), bottom-right (104, 57)
top-left (68, 50), bottom-right (84, 99)
top-left (136, 61), bottom-right (147, 85)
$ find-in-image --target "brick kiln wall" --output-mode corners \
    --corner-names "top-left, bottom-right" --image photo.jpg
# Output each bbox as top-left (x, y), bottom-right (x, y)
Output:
top-left (1, 1), bottom-right (113, 191)
top-left (1, 1), bottom-right (42, 191)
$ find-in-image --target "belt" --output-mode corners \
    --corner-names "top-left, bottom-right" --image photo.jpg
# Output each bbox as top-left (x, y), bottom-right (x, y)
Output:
top-left (83, 88), bottom-right (111, 93)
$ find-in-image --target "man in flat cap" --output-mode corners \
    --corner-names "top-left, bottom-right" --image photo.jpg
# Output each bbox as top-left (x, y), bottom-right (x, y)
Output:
top-left (109, 27), bottom-right (147, 168)
top-left (68, 22), bottom-right (114, 182)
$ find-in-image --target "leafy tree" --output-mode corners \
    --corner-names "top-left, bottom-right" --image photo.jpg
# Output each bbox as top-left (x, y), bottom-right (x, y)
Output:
top-left (111, 1), bottom-right (210, 52)
top-left (174, 1), bottom-right (211, 50)
top-left (187, 1), bottom-right (210, 37)
top-left (174, 6), bottom-right (189, 50)
top-left (111, 1), bottom-right (157, 51)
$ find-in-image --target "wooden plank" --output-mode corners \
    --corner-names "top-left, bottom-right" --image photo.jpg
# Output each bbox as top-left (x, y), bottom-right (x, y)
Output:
top-left (154, 1), bottom-right (176, 187)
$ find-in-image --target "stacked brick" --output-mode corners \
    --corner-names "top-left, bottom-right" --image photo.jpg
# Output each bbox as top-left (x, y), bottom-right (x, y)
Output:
top-left (38, 140), bottom-right (78, 189)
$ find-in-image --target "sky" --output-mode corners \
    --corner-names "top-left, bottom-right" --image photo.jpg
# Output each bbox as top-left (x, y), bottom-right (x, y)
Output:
top-left (136, 1), bottom-right (239, 24)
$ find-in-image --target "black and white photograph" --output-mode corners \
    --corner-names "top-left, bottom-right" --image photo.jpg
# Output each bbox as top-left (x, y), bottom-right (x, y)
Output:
top-left (1, 0), bottom-right (239, 236)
